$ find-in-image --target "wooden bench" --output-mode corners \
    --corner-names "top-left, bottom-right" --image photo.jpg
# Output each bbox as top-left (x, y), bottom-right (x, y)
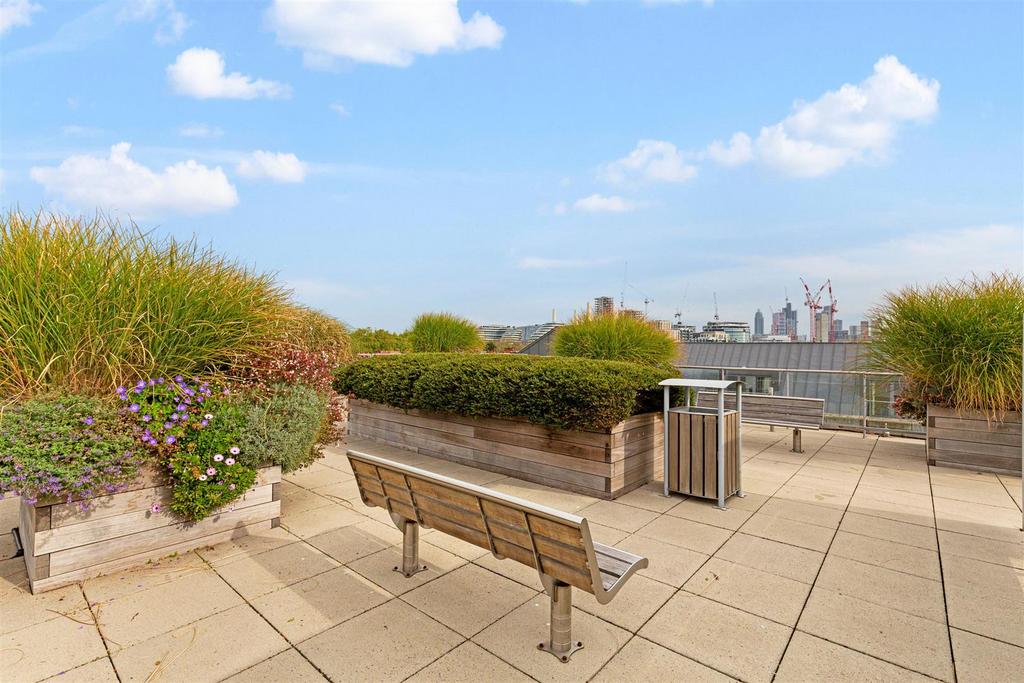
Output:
top-left (346, 449), bottom-right (648, 662)
top-left (697, 392), bottom-right (825, 453)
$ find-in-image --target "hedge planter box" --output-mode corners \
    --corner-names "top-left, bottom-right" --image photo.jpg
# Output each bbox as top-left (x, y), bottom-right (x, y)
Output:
top-left (927, 404), bottom-right (1022, 475)
top-left (18, 465), bottom-right (281, 594)
top-left (348, 399), bottom-right (662, 499)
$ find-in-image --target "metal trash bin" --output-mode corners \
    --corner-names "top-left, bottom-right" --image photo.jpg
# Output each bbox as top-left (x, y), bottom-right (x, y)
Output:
top-left (659, 379), bottom-right (744, 509)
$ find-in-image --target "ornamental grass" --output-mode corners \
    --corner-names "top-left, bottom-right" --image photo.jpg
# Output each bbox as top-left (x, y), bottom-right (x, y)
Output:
top-left (867, 272), bottom-right (1023, 418)
top-left (0, 210), bottom-right (301, 396)
top-left (408, 312), bottom-right (482, 353)
top-left (554, 313), bottom-right (678, 368)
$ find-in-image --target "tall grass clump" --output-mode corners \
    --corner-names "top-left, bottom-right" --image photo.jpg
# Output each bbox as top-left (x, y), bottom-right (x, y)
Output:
top-left (867, 272), bottom-right (1023, 418)
top-left (554, 313), bottom-right (677, 368)
top-left (0, 210), bottom-right (295, 396)
top-left (408, 312), bottom-right (482, 353)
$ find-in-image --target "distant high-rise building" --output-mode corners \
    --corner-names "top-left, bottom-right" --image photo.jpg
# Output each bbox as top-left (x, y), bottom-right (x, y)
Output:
top-left (703, 320), bottom-right (751, 343)
top-left (814, 310), bottom-right (833, 343)
top-left (620, 308), bottom-right (645, 320)
top-left (770, 300), bottom-right (798, 340)
top-left (859, 320), bottom-right (872, 340)
top-left (651, 319), bottom-right (672, 332)
top-left (754, 309), bottom-right (764, 336)
top-left (593, 296), bottom-right (615, 316)
top-left (672, 324), bottom-right (697, 342)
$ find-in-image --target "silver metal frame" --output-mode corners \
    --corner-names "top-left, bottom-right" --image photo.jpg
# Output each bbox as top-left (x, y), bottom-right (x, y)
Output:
top-left (659, 379), bottom-right (743, 509)
top-left (346, 450), bottom-right (649, 663)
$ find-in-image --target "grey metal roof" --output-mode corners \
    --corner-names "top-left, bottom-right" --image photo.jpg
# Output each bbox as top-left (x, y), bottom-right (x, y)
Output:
top-left (679, 342), bottom-right (867, 372)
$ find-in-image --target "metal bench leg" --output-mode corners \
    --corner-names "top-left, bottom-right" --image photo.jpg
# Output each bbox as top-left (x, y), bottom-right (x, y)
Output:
top-left (538, 575), bottom-right (583, 663)
top-left (390, 514), bottom-right (427, 578)
top-left (791, 428), bottom-right (803, 454)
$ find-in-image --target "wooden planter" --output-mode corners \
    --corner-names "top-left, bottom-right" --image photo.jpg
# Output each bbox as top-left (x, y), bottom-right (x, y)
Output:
top-left (18, 465), bottom-right (281, 594)
top-left (347, 399), bottom-right (662, 499)
top-left (666, 407), bottom-right (740, 499)
top-left (926, 404), bottom-right (1022, 475)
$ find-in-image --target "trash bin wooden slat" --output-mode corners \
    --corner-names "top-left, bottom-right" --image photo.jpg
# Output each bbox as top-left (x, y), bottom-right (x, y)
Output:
top-left (667, 407), bottom-right (740, 499)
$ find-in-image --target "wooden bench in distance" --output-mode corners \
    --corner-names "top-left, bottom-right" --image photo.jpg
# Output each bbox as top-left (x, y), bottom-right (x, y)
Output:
top-left (347, 449), bottom-right (648, 663)
top-left (697, 392), bottom-right (825, 453)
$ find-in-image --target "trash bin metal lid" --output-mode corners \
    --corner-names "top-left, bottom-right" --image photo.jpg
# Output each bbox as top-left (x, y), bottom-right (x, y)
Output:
top-left (658, 378), bottom-right (742, 390)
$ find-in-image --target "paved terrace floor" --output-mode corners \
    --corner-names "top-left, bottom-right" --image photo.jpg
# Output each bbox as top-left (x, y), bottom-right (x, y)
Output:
top-left (2, 426), bottom-right (1022, 683)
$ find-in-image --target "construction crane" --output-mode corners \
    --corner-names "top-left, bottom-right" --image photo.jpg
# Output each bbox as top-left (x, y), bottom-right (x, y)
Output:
top-left (627, 283), bottom-right (653, 317)
top-left (800, 277), bottom-right (828, 342)
top-left (712, 292), bottom-right (720, 321)
top-left (826, 280), bottom-right (838, 342)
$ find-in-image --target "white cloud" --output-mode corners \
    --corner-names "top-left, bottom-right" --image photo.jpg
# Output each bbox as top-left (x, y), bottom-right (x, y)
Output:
top-left (178, 123), bottom-right (223, 139)
top-left (517, 256), bottom-right (612, 270)
top-left (705, 132), bottom-right (753, 167)
top-left (29, 142), bottom-right (238, 215)
top-left (601, 140), bottom-right (697, 184)
top-left (167, 48), bottom-right (291, 100)
top-left (329, 103), bottom-right (349, 118)
top-left (266, 0), bottom-right (505, 68)
top-left (62, 124), bottom-right (105, 138)
top-left (236, 151), bottom-right (307, 183)
top-left (0, 0), bottom-right (40, 35)
top-left (753, 55), bottom-right (939, 177)
top-left (573, 194), bottom-right (637, 213)
top-left (119, 0), bottom-right (189, 44)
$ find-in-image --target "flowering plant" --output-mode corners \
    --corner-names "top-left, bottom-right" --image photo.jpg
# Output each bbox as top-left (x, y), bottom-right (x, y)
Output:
top-left (122, 376), bottom-right (257, 520)
top-left (0, 396), bottom-right (142, 509)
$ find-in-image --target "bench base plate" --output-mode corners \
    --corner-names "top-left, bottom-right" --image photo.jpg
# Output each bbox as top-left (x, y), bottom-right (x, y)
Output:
top-left (537, 640), bottom-right (583, 663)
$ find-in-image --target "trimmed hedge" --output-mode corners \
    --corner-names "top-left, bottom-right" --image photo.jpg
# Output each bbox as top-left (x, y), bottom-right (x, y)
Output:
top-left (334, 353), bottom-right (676, 431)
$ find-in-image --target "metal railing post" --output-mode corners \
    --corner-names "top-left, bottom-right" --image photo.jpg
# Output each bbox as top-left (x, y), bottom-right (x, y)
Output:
top-left (862, 375), bottom-right (868, 438)
top-left (663, 385), bottom-right (670, 497)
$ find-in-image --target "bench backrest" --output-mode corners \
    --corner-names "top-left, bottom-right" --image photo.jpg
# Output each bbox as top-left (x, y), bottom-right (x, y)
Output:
top-left (696, 391), bottom-right (825, 428)
top-left (347, 450), bottom-right (601, 595)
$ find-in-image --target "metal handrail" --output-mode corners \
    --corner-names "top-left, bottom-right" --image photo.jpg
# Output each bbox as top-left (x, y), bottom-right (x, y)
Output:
top-left (673, 363), bottom-right (916, 438)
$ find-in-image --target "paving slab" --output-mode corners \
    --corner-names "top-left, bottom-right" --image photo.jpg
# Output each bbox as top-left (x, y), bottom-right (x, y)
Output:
top-left (949, 628), bottom-right (1024, 683)
top-left (40, 656), bottom-right (119, 682)
top-left (346, 543), bottom-right (466, 596)
top-left (575, 573), bottom-right (675, 631)
top-left (305, 520), bottom-right (400, 564)
top-left (592, 636), bottom-right (734, 683)
top-left (797, 587), bottom-right (953, 682)
top-left (814, 555), bottom-right (946, 624)
top-left (250, 565), bottom-right (391, 643)
top-left (111, 603), bottom-right (289, 682)
top-left (474, 599), bottom-right (631, 683)
top-left (634, 515), bottom-right (732, 555)
top-left (224, 648), bottom-right (327, 682)
top-left (0, 614), bottom-right (108, 682)
top-left (739, 512), bottom-right (835, 552)
top-left (684, 557), bottom-right (811, 626)
top-left (665, 497), bottom-right (754, 530)
top-left (941, 554), bottom-right (1024, 646)
top-left (401, 564), bottom-right (538, 637)
top-left (214, 541), bottom-right (339, 601)
top-left (775, 631), bottom-right (936, 683)
top-left (713, 532), bottom-right (824, 584)
top-left (406, 641), bottom-right (533, 683)
top-left (829, 530), bottom-right (941, 580)
top-left (298, 600), bottom-right (463, 682)
top-left (615, 533), bottom-right (710, 587)
top-left (639, 592), bottom-right (791, 683)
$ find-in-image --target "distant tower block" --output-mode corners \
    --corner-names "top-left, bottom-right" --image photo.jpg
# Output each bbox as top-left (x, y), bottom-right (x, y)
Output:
top-left (593, 296), bottom-right (615, 316)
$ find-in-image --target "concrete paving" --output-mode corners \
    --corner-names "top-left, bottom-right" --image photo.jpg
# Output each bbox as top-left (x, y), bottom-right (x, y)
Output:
top-left (1, 426), bottom-right (1021, 682)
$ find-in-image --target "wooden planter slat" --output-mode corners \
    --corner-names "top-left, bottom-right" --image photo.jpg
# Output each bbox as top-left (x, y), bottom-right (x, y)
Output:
top-left (927, 405), bottom-right (1022, 475)
top-left (666, 409), bottom-right (740, 499)
top-left (19, 465), bottom-right (281, 594)
top-left (348, 400), bottom-right (661, 499)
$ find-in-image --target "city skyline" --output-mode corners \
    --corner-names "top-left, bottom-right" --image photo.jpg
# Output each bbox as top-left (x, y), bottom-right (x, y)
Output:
top-left (1, 1), bottom-right (1021, 330)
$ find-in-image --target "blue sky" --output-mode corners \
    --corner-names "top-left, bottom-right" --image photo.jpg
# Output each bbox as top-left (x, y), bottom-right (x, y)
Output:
top-left (2, 0), bottom-right (1022, 333)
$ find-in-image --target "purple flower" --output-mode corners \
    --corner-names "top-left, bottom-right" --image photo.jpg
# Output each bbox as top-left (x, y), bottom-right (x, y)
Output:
top-left (134, 386), bottom-right (144, 394)
top-left (171, 413), bottom-right (179, 421)
top-left (213, 454), bottom-right (224, 462)
top-left (150, 503), bottom-right (162, 513)
top-left (176, 403), bottom-right (187, 411)
top-left (225, 458), bottom-right (235, 466)
top-left (116, 385), bottom-right (127, 395)
top-left (81, 416), bottom-right (94, 426)
top-left (129, 403), bottom-right (140, 413)
top-left (206, 467), bottom-right (217, 476)
top-left (142, 414), bottom-right (152, 422)
top-left (200, 420), bottom-right (209, 427)
top-left (165, 435), bottom-right (176, 445)
top-left (163, 422), bottom-right (173, 429)
top-left (229, 446), bottom-right (240, 455)
top-left (148, 379), bottom-right (156, 386)
top-left (229, 483), bottom-right (236, 490)
top-left (136, 380), bottom-right (146, 390)
top-left (174, 375), bottom-right (183, 383)
top-left (156, 377), bottom-right (165, 384)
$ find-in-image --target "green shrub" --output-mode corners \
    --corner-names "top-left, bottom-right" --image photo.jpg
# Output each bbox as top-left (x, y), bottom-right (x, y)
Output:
top-left (0, 395), bottom-right (142, 506)
top-left (868, 273), bottom-right (1023, 417)
top-left (408, 312), bottom-right (482, 352)
top-left (554, 314), bottom-right (677, 367)
top-left (237, 383), bottom-right (330, 473)
top-left (0, 210), bottom-right (295, 396)
top-left (335, 353), bottom-right (675, 431)
top-left (334, 353), bottom-right (450, 409)
top-left (351, 327), bottom-right (411, 354)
